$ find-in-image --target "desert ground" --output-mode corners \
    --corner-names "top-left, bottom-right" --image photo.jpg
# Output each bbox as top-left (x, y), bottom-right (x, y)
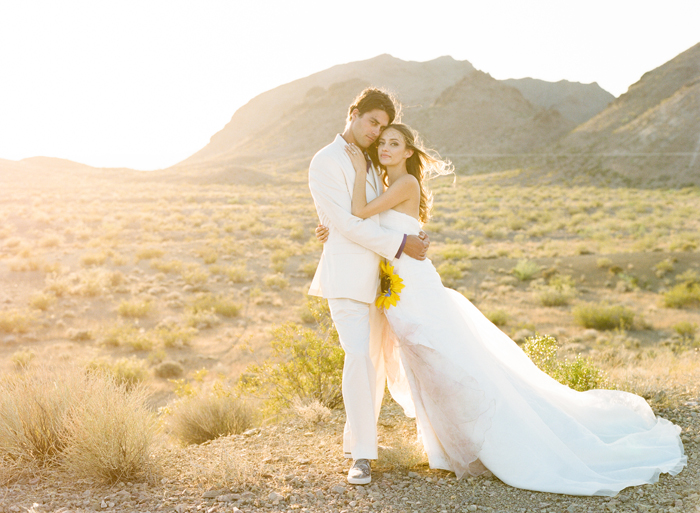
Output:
top-left (0, 164), bottom-right (699, 513)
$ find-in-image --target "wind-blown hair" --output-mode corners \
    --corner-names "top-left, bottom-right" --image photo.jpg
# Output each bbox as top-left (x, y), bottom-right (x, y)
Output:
top-left (370, 124), bottom-right (454, 224)
top-left (346, 88), bottom-right (400, 126)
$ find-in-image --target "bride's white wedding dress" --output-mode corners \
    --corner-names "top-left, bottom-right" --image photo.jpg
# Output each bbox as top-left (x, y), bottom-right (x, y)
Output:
top-left (378, 209), bottom-right (686, 496)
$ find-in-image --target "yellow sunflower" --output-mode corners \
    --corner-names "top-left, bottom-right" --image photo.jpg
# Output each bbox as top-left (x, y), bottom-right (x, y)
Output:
top-left (375, 260), bottom-right (405, 309)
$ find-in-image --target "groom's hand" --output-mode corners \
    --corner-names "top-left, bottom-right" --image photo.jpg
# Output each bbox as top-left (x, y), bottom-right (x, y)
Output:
top-left (403, 232), bottom-right (430, 260)
top-left (315, 224), bottom-right (329, 243)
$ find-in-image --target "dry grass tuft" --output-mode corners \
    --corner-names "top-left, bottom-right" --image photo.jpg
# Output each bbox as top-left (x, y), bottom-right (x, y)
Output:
top-left (290, 397), bottom-right (331, 425)
top-left (378, 427), bottom-right (428, 471)
top-left (86, 357), bottom-right (150, 389)
top-left (169, 384), bottom-right (254, 445)
top-left (11, 349), bottom-right (36, 369)
top-left (62, 376), bottom-right (158, 484)
top-left (0, 309), bottom-right (36, 333)
top-left (117, 298), bottom-right (153, 318)
top-left (0, 366), bottom-right (157, 484)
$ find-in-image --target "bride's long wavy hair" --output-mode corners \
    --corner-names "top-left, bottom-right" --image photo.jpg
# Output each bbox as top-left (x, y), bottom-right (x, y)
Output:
top-left (369, 124), bottom-right (454, 224)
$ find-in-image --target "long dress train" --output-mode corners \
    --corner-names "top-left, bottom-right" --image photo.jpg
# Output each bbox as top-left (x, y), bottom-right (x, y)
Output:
top-left (378, 209), bottom-right (686, 496)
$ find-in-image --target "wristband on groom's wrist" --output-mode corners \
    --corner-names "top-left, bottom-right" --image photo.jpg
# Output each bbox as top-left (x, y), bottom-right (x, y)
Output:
top-left (395, 234), bottom-right (407, 259)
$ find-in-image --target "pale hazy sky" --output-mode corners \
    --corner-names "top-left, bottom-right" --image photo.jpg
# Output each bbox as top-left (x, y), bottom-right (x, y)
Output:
top-left (1, 0), bottom-right (698, 170)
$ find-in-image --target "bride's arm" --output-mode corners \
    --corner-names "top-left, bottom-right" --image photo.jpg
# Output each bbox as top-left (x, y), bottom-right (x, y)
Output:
top-left (346, 145), bottom-right (418, 219)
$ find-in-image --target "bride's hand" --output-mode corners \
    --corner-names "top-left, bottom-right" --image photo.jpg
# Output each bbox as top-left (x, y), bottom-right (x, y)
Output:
top-left (315, 224), bottom-right (329, 243)
top-left (345, 144), bottom-right (367, 176)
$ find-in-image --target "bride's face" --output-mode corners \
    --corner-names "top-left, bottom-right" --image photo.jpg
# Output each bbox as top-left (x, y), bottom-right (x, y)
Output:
top-left (377, 128), bottom-right (413, 167)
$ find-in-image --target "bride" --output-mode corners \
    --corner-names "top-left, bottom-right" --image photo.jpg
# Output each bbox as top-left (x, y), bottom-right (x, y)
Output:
top-left (316, 123), bottom-right (686, 496)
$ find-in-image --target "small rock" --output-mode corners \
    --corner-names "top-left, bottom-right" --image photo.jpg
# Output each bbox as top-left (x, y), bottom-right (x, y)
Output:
top-left (203, 489), bottom-right (226, 499)
top-left (269, 491), bottom-right (284, 503)
top-left (217, 494), bottom-right (238, 503)
top-left (467, 506), bottom-right (477, 512)
top-left (408, 471), bottom-right (419, 478)
top-left (243, 427), bottom-right (261, 437)
top-left (100, 500), bottom-right (108, 509)
top-left (332, 485), bottom-right (346, 495)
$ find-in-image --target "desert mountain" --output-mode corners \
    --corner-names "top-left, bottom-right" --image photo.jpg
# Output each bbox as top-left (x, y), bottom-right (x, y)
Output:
top-left (554, 42), bottom-right (700, 185)
top-left (0, 156), bottom-right (137, 188)
top-left (183, 54), bottom-right (475, 167)
top-left (178, 54), bottom-right (610, 171)
top-left (406, 71), bottom-right (576, 155)
top-left (502, 78), bottom-right (614, 125)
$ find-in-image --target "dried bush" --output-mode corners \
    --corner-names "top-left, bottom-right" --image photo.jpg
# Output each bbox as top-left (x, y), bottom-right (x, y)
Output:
top-left (11, 349), bottom-right (36, 369)
top-left (0, 367), bottom-right (157, 484)
top-left (290, 397), bottom-right (331, 425)
top-left (170, 383), bottom-right (254, 445)
top-left (0, 309), bottom-right (36, 334)
top-left (29, 292), bottom-right (55, 311)
top-left (86, 357), bottom-right (149, 390)
top-left (62, 376), bottom-right (157, 483)
top-left (0, 369), bottom-right (79, 469)
top-left (155, 360), bottom-right (185, 379)
top-left (135, 248), bottom-right (165, 262)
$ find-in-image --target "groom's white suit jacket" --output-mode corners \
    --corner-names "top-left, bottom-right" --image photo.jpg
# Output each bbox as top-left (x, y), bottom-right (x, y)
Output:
top-left (309, 134), bottom-right (404, 304)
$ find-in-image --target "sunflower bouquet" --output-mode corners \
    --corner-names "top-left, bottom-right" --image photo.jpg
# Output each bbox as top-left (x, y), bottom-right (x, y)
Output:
top-left (375, 260), bottom-right (405, 309)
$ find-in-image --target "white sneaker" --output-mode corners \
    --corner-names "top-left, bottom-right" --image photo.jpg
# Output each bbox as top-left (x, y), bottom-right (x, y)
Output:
top-left (347, 458), bottom-right (371, 485)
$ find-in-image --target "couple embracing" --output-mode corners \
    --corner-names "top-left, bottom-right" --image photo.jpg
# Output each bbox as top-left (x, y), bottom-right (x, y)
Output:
top-left (307, 88), bottom-right (685, 496)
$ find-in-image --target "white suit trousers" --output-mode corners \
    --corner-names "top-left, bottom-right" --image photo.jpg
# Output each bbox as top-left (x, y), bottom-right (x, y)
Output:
top-left (328, 298), bottom-right (386, 460)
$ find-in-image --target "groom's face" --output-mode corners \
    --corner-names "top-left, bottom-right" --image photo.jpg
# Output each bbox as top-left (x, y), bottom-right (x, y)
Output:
top-left (350, 109), bottom-right (390, 149)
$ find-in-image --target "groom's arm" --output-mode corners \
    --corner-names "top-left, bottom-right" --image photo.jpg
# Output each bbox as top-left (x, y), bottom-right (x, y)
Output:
top-left (309, 153), bottom-right (404, 260)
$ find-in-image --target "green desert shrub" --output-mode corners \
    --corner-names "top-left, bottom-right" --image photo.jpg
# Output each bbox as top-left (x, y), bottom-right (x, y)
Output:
top-left (437, 262), bottom-right (463, 287)
top-left (117, 299), bottom-right (153, 318)
top-left (191, 294), bottom-right (241, 318)
top-left (238, 298), bottom-right (343, 413)
top-left (663, 270), bottom-right (700, 308)
top-left (154, 325), bottom-right (196, 348)
top-left (572, 303), bottom-right (635, 330)
top-left (485, 309), bottom-right (509, 327)
top-left (536, 275), bottom-right (577, 307)
top-left (511, 259), bottom-right (541, 281)
top-left (170, 383), bottom-right (254, 445)
top-left (523, 334), bottom-right (608, 392)
top-left (672, 321), bottom-right (697, 341)
top-left (263, 273), bottom-right (289, 289)
top-left (223, 265), bottom-right (249, 283)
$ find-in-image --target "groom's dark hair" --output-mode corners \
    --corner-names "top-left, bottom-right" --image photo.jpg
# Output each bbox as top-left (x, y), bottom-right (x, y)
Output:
top-left (347, 88), bottom-right (400, 125)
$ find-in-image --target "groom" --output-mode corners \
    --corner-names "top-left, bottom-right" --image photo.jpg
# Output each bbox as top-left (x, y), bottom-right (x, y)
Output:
top-left (308, 88), bottom-right (428, 485)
